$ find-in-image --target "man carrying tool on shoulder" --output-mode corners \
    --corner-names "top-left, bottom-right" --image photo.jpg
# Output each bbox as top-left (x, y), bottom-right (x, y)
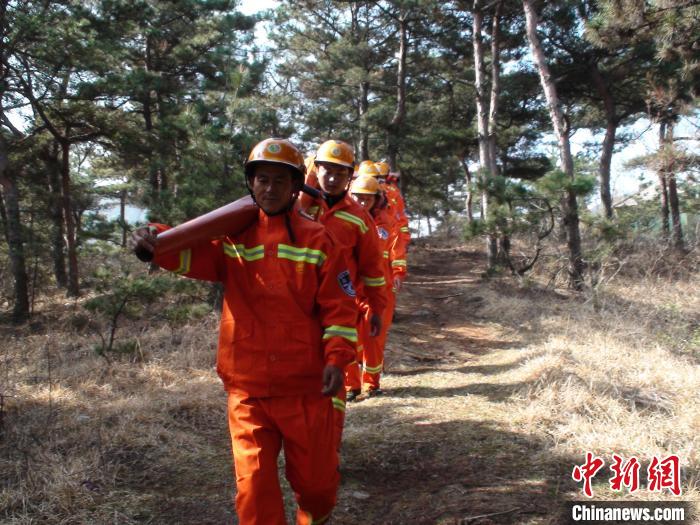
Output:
top-left (132, 138), bottom-right (357, 525)
top-left (300, 141), bottom-right (389, 404)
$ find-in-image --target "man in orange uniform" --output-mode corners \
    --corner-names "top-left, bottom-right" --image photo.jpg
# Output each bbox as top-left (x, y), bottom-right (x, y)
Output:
top-left (375, 161), bottom-right (411, 251)
top-left (132, 138), bottom-right (358, 525)
top-left (349, 174), bottom-right (407, 394)
top-left (301, 141), bottom-right (388, 403)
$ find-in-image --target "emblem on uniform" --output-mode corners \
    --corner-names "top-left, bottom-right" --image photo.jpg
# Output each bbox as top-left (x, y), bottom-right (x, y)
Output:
top-left (378, 227), bottom-right (389, 240)
top-left (267, 143), bottom-right (282, 154)
top-left (337, 270), bottom-right (356, 297)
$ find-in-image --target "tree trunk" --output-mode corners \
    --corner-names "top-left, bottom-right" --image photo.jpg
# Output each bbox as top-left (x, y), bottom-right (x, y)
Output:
top-left (590, 64), bottom-right (616, 219)
top-left (45, 141), bottom-right (68, 288)
top-left (523, 0), bottom-right (584, 290)
top-left (657, 121), bottom-right (670, 239)
top-left (664, 122), bottom-right (684, 251)
top-left (388, 11), bottom-right (408, 172)
top-left (359, 81), bottom-right (370, 161)
top-left (460, 156), bottom-right (474, 224)
top-left (0, 143), bottom-right (30, 322)
top-left (60, 139), bottom-right (80, 297)
top-left (120, 188), bottom-right (127, 247)
top-left (473, 0), bottom-right (498, 269)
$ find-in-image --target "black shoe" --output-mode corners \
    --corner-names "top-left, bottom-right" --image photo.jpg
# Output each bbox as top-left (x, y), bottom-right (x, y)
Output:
top-left (346, 389), bottom-right (361, 402)
top-left (367, 388), bottom-right (383, 397)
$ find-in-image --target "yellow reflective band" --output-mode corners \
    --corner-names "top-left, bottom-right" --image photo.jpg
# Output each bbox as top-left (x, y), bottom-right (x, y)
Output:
top-left (363, 275), bottom-right (386, 287)
top-left (174, 249), bottom-right (192, 274)
top-left (364, 362), bottom-right (383, 374)
top-left (331, 397), bottom-right (346, 413)
top-left (323, 325), bottom-right (358, 343)
top-left (223, 243), bottom-right (264, 262)
top-left (400, 227), bottom-right (409, 233)
top-left (277, 244), bottom-right (327, 266)
top-left (391, 259), bottom-right (407, 268)
top-left (383, 250), bottom-right (389, 259)
top-left (334, 210), bottom-right (368, 234)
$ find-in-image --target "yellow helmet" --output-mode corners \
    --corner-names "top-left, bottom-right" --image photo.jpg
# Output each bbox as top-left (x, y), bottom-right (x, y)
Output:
top-left (350, 175), bottom-right (380, 195)
top-left (245, 138), bottom-right (305, 180)
top-left (375, 161), bottom-right (390, 177)
top-left (315, 140), bottom-right (354, 168)
top-left (357, 160), bottom-right (380, 177)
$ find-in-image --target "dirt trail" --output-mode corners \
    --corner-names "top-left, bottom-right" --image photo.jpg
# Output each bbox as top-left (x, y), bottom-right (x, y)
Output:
top-left (331, 241), bottom-right (563, 525)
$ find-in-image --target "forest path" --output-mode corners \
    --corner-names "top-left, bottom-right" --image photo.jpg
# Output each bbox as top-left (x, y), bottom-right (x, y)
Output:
top-left (330, 241), bottom-right (565, 525)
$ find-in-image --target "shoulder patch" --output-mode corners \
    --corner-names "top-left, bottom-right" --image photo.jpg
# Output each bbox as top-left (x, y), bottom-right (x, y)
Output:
top-left (377, 227), bottom-right (389, 240)
top-left (337, 270), bottom-right (356, 298)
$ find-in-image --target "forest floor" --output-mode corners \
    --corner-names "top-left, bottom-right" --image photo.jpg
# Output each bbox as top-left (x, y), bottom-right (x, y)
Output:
top-left (1, 238), bottom-right (699, 524)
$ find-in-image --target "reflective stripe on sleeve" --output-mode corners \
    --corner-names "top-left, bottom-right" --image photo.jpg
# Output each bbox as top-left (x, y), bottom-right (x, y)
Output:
top-left (400, 226), bottom-right (410, 233)
top-left (174, 249), bottom-right (192, 274)
top-left (323, 325), bottom-right (358, 343)
top-left (362, 275), bottom-right (386, 287)
top-left (277, 244), bottom-right (327, 266)
top-left (223, 243), bottom-right (264, 262)
top-left (383, 250), bottom-right (389, 259)
top-left (334, 210), bottom-right (369, 234)
top-left (391, 259), bottom-right (407, 268)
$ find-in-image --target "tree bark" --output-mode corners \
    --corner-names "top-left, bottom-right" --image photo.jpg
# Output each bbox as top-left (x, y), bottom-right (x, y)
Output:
top-left (0, 140), bottom-right (30, 322)
top-left (473, 0), bottom-right (498, 268)
top-left (60, 139), bottom-right (80, 296)
top-left (523, 0), bottom-right (584, 289)
top-left (460, 156), bottom-right (474, 224)
top-left (657, 121), bottom-right (670, 239)
top-left (45, 141), bottom-right (68, 288)
top-left (388, 11), bottom-right (408, 172)
top-left (589, 64), bottom-right (616, 219)
top-left (120, 188), bottom-right (128, 247)
top-left (664, 122), bottom-right (684, 251)
top-left (359, 80), bottom-right (370, 161)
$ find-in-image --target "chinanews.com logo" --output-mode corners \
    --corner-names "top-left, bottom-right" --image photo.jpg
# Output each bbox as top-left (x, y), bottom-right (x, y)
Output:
top-left (566, 453), bottom-right (693, 524)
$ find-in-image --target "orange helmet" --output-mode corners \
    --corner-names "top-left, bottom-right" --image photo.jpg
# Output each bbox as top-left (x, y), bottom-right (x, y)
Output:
top-left (350, 175), bottom-right (380, 195)
top-left (315, 140), bottom-right (354, 168)
top-left (357, 160), bottom-right (380, 177)
top-left (245, 138), bottom-right (305, 180)
top-left (375, 161), bottom-right (390, 177)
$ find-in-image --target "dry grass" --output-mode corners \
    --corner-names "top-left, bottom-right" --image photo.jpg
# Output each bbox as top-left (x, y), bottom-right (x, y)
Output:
top-left (1, 239), bottom-right (699, 524)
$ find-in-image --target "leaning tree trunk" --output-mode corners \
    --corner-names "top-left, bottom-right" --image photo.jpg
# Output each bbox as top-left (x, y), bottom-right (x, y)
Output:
top-left (473, 0), bottom-right (498, 269)
top-left (524, 0), bottom-right (584, 290)
top-left (60, 139), bottom-right (80, 297)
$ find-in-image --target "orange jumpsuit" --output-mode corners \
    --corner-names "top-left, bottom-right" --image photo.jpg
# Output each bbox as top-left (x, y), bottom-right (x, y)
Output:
top-left (302, 188), bottom-right (388, 432)
top-left (151, 208), bottom-right (357, 525)
top-left (384, 183), bottom-right (411, 248)
top-left (355, 204), bottom-right (408, 390)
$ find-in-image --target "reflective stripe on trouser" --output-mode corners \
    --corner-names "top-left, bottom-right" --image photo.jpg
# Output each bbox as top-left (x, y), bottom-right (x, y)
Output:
top-left (227, 392), bottom-right (339, 525)
top-left (361, 291), bottom-right (395, 390)
top-left (344, 343), bottom-right (363, 392)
